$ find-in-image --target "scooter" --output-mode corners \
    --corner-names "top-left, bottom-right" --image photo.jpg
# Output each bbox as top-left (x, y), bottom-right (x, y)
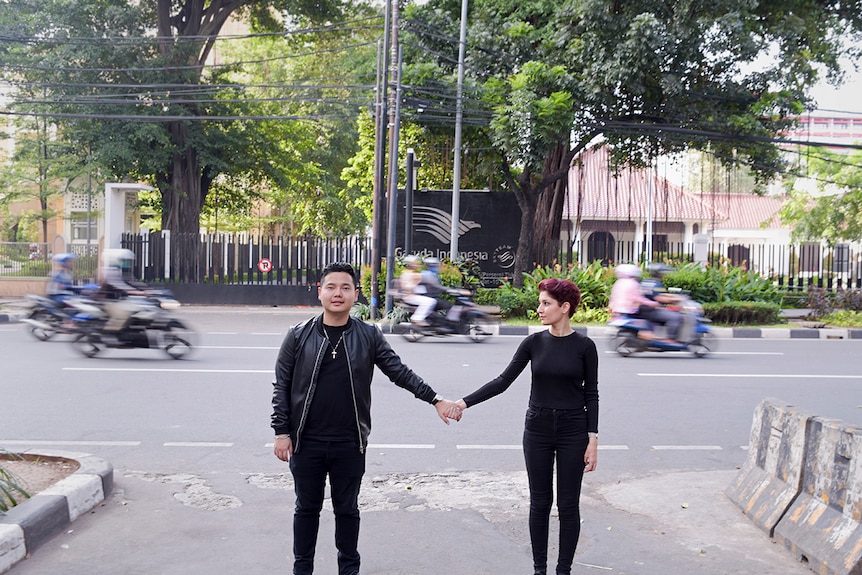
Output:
top-left (21, 284), bottom-right (99, 341)
top-left (67, 289), bottom-right (196, 359)
top-left (608, 294), bottom-right (714, 357)
top-left (397, 289), bottom-right (495, 343)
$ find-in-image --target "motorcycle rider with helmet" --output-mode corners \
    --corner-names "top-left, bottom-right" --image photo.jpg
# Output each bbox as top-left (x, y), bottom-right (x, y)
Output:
top-left (97, 249), bottom-right (147, 333)
top-left (398, 255), bottom-right (435, 327)
top-left (608, 263), bottom-right (659, 339)
top-left (47, 253), bottom-right (78, 305)
top-left (639, 263), bottom-right (683, 341)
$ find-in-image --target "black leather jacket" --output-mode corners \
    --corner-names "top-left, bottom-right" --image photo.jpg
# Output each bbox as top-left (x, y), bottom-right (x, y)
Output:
top-left (272, 315), bottom-right (438, 454)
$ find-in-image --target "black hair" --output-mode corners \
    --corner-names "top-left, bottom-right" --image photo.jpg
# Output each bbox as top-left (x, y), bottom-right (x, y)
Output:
top-left (321, 262), bottom-right (357, 286)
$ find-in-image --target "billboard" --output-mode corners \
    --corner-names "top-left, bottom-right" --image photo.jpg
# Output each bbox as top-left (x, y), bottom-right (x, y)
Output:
top-left (390, 189), bottom-right (521, 285)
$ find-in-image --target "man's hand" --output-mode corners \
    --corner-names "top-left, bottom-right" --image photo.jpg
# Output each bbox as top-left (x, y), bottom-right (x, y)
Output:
top-left (274, 435), bottom-right (293, 462)
top-left (435, 398), bottom-right (462, 424)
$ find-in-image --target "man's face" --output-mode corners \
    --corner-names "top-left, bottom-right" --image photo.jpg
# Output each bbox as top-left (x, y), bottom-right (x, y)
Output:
top-left (318, 271), bottom-right (358, 313)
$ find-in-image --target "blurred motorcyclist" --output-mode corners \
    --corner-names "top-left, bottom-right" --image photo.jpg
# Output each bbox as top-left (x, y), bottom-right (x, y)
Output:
top-left (399, 255), bottom-right (435, 327)
top-left (420, 257), bottom-right (461, 322)
top-left (639, 263), bottom-right (683, 341)
top-left (97, 249), bottom-right (147, 333)
top-left (47, 253), bottom-right (77, 305)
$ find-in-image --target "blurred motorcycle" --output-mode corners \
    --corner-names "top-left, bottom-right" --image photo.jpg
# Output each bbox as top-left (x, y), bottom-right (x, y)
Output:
top-left (396, 288), bottom-right (495, 343)
top-left (608, 291), bottom-right (714, 357)
top-left (67, 289), bottom-right (196, 359)
top-left (21, 284), bottom-right (98, 341)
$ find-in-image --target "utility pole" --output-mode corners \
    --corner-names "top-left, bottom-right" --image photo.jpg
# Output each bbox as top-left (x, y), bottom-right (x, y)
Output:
top-left (370, 4), bottom-right (392, 320)
top-left (384, 1), bottom-right (402, 316)
top-left (369, 38), bottom-right (388, 321)
top-left (449, 0), bottom-right (469, 260)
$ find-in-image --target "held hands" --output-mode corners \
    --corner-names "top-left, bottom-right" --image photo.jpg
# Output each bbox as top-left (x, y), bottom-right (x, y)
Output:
top-left (435, 398), bottom-right (462, 424)
top-left (437, 398), bottom-right (467, 425)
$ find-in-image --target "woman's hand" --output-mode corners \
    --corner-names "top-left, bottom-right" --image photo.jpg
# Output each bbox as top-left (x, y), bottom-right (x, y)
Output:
top-left (584, 436), bottom-right (598, 472)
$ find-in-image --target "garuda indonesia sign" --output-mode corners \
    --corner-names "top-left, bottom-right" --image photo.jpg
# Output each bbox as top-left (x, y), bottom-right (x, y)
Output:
top-left (392, 189), bottom-right (521, 285)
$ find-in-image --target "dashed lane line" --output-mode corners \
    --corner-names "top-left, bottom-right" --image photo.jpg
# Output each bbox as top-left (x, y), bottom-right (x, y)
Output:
top-left (63, 367), bottom-right (272, 373)
top-left (639, 372), bottom-right (862, 379)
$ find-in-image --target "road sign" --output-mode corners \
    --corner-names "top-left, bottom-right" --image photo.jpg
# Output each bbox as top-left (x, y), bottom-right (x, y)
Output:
top-left (257, 258), bottom-right (273, 273)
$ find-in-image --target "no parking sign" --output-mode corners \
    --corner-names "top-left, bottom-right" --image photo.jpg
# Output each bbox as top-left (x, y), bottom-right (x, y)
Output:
top-left (257, 258), bottom-right (273, 273)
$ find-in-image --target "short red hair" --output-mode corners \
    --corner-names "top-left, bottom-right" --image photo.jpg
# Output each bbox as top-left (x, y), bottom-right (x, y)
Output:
top-left (537, 278), bottom-right (582, 317)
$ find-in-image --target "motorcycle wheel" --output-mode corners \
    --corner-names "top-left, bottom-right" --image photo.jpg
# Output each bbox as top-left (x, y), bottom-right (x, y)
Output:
top-left (465, 315), bottom-right (493, 343)
top-left (690, 331), bottom-right (716, 358)
top-left (615, 336), bottom-right (640, 357)
top-left (28, 310), bottom-right (58, 341)
top-left (72, 333), bottom-right (102, 358)
top-left (162, 320), bottom-right (195, 359)
top-left (400, 323), bottom-right (425, 343)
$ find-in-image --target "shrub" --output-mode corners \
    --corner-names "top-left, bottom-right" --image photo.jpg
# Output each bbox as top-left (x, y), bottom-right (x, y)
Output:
top-left (702, 301), bottom-right (781, 325)
top-left (359, 257), bottom-right (465, 312)
top-left (496, 261), bottom-right (614, 319)
top-left (821, 310), bottom-right (862, 327)
top-left (664, 264), bottom-right (782, 304)
top-left (806, 287), bottom-right (862, 318)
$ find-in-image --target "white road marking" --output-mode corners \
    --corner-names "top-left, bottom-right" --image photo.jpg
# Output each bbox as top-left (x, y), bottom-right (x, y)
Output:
top-left (164, 442), bottom-right (233, 447)
top-left (639, 373), bottom-right (862, 379)
top-left (605, 351), bottom-right (783, 356)
top-left (456, 445), bottom-right (630, 451)
top-left (652, 445), bottom-right (723, 450)
top-left (368, 443), bottom-right (435, 449)
top-left (63, 367), bottom-right (272, 373)
top-left (0, 440), bottom-right (141, 446)
top-left (197, 345), bottom-right (279, 350)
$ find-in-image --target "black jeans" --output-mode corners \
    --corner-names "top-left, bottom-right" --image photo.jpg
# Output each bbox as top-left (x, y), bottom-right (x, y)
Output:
top-left (523, 406), bottom-right (589, 575)
top-left (289, 439), bottom-right (365, 575)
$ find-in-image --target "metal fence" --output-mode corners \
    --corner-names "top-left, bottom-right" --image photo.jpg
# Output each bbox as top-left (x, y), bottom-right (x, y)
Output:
top-left (122, 232), bottom-right (373, 285)
top-left (0, 241), bottom-right (99, 283)
top-left (7, 234), bottom-right (859, 292)
top-left (566, 239), bottom-right (862, 291)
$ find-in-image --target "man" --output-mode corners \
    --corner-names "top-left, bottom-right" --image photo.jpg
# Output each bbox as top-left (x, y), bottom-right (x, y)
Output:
top-left (272, 262), bottom-right (461, 575)
top-left (639, 263), bottom-right (683, 341)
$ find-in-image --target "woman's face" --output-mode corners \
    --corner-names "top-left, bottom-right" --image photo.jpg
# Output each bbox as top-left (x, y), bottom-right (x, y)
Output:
top-left (537, 290), bottom-right (568, 325)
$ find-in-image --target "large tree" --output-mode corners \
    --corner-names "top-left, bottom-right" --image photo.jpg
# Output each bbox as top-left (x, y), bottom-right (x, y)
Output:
top-left (780, 147), bottom-right (862, 246)
top-left (1, 0), bottom-right (348, 239)
top-left (401, 0), bottom-right (862, 283)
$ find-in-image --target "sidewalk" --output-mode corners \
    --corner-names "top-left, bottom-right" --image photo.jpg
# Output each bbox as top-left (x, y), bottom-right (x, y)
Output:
top-left (2, 465), bottom-right (816, 575)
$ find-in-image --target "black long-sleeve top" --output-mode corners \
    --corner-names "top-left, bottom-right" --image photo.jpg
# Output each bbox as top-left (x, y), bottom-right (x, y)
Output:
top-left (462, 330), bottom-right (599, 433)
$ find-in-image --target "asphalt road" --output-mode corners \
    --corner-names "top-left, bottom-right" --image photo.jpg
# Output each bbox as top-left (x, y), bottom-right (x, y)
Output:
top-left (2, 307), bottom-right (861, 574)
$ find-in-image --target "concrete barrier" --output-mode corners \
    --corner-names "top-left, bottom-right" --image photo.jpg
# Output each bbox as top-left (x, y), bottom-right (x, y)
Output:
top-left (726, 398), bottom-right (813, 535)
top-left (773, 418), bottom-right (862, 575)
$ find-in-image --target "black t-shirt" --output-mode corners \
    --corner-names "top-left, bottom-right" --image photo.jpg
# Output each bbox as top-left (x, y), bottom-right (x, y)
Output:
top-left (462, 330), bottom-right (599, 433)
top-left (302, 323), bottom-right (358, 443)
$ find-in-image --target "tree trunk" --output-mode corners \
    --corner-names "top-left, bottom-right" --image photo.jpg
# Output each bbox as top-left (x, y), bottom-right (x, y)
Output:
top-left (531, 140), bottom-right (570, 266)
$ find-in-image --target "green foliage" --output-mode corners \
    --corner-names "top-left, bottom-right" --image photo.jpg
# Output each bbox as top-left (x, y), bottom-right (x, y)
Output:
top-left (702, 301), bottom-right (782, 326)
top-left (821, 310), bottom-right (862, 327)
top-left (779, 148), bottom-right (862, 244)
top-left (473, 287), bottom-right (501, 307)
top-left (359, 257), bottom-right (465, 312)
top-left (496, 261), bottom-right (613, 318)
top-left (664, 264), bottom-right (782, 304)
top-left (571, 307), bottom-right (611, 325)
top-left (1, 454), bottom-right (30, 512)
top-left (806, 287), bottom-right (862, 318)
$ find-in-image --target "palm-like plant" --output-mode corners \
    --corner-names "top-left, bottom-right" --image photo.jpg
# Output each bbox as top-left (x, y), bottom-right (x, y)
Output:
top-left (0, 453), bottom-right (31, 513)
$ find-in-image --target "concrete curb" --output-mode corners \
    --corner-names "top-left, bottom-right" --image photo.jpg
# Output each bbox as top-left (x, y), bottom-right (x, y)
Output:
top-left (0, 451), bottom-right (113, 574)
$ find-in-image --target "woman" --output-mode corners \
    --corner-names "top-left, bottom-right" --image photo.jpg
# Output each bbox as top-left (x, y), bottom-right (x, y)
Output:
top-left (450, 278), bottom-right (599, 575)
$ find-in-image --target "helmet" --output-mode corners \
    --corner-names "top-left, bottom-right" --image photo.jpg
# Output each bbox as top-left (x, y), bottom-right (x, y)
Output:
top-left (404, 255), bottom-right (421, 268)
top-left (615, 264), bottom-right (641, 279)
top-left (424, 257), bottom-right (440, 269)
top-left (52, 253), bottom-right (77, 267)
top-left (647, 263), bottom-right (672, 278)
top-left (103, 249), bottom-right (135, 270)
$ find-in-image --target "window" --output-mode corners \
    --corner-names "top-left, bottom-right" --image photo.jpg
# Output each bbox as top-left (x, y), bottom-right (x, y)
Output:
top-left (71, 218), bottom-right (98, 242)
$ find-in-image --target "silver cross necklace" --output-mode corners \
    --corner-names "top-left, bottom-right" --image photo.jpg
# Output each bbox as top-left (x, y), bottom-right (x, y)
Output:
top-left (323, 327), bottom-right (345, 359)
